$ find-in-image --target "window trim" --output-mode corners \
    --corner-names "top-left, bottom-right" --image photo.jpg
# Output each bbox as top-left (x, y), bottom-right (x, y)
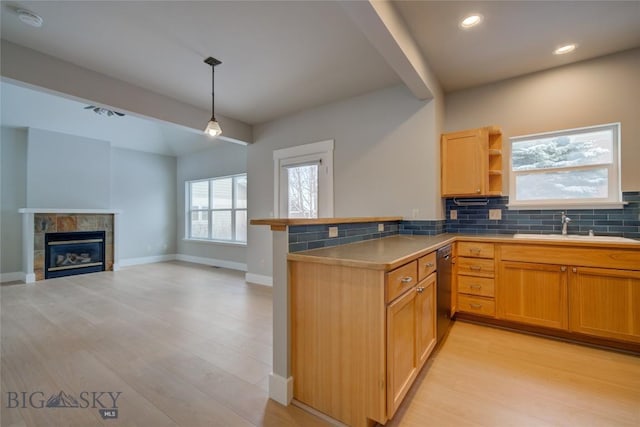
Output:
top-left (273, 140), bottom-right (334, 218)
top-left (507, 123), bottom-right (624, 210)
top-left (185, 173), bottom-right (247, 244)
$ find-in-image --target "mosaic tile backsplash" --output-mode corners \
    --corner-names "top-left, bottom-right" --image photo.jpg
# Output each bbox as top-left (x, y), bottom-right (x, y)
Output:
top-left (287, 192), bottom-right (640, 252)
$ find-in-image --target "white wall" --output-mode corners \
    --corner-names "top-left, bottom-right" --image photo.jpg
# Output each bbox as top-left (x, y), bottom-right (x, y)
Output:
top-left (177, 143), bottom-right (247, 267)
top-left (27, 128), bottom-right (111, 208)
top-left (0, 127), bottom-right (179, 276)
top-left (0, 127), bottom-right (27, 274)
top-left (445, 48), bottom-right (640, 192)
top-left (247, 84), bottom-right (443, 278)
top-left (111, 147), bottom-right (177, 260)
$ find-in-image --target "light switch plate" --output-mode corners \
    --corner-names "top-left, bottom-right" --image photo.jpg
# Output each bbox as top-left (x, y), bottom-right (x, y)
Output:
top-left (328, 226), bottom-right (338, 238)
top-left (450, 210), bottom-right (458, 220)
top-left (489, 209), bottom-right (502, 220)
top-left (378, 223), bottom-right (384, 232)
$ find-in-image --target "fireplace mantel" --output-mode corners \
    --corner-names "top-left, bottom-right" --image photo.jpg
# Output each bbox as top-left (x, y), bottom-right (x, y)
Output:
top-left (20, 209), bottom-right (121, 283)
top-left (19, 208), bottom-right (123, 214)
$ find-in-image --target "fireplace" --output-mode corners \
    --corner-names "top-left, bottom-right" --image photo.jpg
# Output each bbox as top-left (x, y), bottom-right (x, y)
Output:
top-left (45, 231), bottom-right (106, 279)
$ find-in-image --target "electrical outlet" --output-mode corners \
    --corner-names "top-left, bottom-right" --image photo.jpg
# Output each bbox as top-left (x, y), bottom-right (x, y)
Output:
top-left (450, 210), bottom-right (458, 220)
top-left (489, 209), bottom-right (502, 220)
top-left (328, 226), bottom-right (338, 238)
top-left (378, 223), bottom-right (384, 232)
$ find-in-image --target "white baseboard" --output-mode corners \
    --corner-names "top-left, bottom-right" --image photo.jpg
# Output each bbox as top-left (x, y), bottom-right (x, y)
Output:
top-left (119, 254), bottom-right (177, 267)
top-left (175, 254), bottom-right (247, 272)
top-left (245, 273), bottom-right (273, 287)
top-left (0, 272), bottom-right (26, 283)
top-left (268, 373), bottom-right (293, 406)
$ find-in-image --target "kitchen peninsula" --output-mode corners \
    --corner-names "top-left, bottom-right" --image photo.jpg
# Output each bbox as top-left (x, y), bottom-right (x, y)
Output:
top-left (252, 217), bottom-right (640, 427)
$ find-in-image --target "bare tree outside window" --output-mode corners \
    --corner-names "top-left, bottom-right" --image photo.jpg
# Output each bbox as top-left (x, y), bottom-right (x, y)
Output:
top-left (287, 165), bottom-right (318, 218)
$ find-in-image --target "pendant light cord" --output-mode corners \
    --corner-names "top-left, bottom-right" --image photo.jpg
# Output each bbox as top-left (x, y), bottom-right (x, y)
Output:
top-left (211, 63), bottom-right (216, 121)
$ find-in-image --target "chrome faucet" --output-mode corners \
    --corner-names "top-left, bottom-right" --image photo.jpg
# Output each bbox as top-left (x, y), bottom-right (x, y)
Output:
top-left (561, 211), bottom-right (571, 235)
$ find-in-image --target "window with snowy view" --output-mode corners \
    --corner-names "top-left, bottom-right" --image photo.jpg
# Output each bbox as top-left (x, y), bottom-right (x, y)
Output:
top-left (509, 123), bottom-right (621, 208)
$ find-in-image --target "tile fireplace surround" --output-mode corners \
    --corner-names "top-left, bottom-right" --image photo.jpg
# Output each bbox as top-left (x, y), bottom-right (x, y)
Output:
top-left (19, 209), bottom-right (121, 283)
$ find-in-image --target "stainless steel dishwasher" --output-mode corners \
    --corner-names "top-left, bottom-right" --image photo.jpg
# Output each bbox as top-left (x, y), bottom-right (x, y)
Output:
top-left (436, 245), bottom-right (453, 343)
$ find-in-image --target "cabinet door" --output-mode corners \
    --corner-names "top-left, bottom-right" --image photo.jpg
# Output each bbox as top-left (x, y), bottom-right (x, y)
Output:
top-left (416, 273), bottom-right (437, 369)
top-left (569, 267), bottom-right (640, 343)
top-left (387, 286), bottom-right (418, 418)
top-left (441, 129), bottom-right (485, 196)
top-left (498, 261), bottom-right (568, 330)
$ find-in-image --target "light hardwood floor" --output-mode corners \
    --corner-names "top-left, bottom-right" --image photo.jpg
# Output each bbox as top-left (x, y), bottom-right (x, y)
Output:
top-left (2, 262), bottom-right (639, 426)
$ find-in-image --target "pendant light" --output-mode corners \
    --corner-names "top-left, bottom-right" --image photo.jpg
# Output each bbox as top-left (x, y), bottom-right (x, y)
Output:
top-left (204, 56), bottom-right (222, 137)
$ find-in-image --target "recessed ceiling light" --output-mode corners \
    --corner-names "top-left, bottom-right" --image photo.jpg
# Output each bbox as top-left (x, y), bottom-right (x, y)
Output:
top-left (16, 9), bottom-right (43, 28)
top-left (554, 44), bottom-right (577, 55)
top-left (460, 14), bottom-right (483, 29)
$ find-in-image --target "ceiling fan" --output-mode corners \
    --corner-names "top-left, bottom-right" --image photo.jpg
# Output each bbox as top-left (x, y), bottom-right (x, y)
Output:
top-left (84, 105), bottom-right (125, 117)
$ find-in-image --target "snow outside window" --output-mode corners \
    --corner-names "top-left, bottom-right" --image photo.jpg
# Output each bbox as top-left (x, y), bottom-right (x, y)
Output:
top-left (508, 123), bottom-right (622, 209)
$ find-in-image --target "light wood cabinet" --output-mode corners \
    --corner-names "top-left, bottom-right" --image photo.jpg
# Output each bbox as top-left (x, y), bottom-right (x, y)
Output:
top-left (416, 273), bottom-right (437, 369)
top-left (290, 262), bottom-right (386, 426)
top-left (457, 242), bottom-right (496, 317)
top-left (569, 267), bottom-right (640, 343)
top-left (441, 126), bottom-right (502, 197)
top-left (386, 282), bottom-right (417, 417)
top-left (497, 261), bottom-right (569, 330)
top-left (497, 244), bottom-right (640, 345)
top-left (290, 255), bottom-right (437, 427)
top-left (386, 272), bottom-right (437, 418)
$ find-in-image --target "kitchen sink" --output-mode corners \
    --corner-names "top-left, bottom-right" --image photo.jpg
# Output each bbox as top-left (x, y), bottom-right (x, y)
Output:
top-left (512, 234), bottom-right (639, 243)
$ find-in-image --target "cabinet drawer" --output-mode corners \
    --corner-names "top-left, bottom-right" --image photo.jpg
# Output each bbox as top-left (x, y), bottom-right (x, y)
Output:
top-left (418, 252), bottom-right (437, 281)
top-left (458, 276), bottom-right (495, 297)
top-left (458, 242), bottom-right (494, 258)
top-left (458, 257), bottom-right (494, 278)
top-left (386, 261), bottom-right (418, 303)
top-left (500, 244), bottom-right (640, 271)
top-left (458, 294), bottom-right (495, 317)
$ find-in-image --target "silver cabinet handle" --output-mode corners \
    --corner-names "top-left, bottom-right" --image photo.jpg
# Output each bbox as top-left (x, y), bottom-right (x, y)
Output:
top-left (470, 265), bottom-right (482, 271)
top-left (400, 277), bottom-right (413, 284)
top-left (470, 284), bottom-right (482, 289)
top-left (561, 266), bottom-right (567, 272)
top-left (425, 262), bottom-right (435, 268)
top-left (470, 303), bottom-right (482, 309)
top-left (572, 267), bottom-right (577, 273)
top-left (476, 188), bottom-right (481, 193)
top-left (416, 287), bottom-right (424, 293)
top-left (470, 247), bottom-right (482, 253)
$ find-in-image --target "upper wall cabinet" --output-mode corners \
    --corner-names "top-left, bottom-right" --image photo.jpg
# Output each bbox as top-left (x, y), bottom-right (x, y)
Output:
top-left (441, 126), bottom-right (503, 197)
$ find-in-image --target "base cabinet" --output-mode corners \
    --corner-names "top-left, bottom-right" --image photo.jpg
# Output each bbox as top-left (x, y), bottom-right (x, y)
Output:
top-left (497, 261), bottom-right (568, 330)
top-left (387, 284), bottom-right (418, 417)
top-left (290, 256), bottom-right (438, 427)
top-left (387, 273), bottom-right (436, 418)
top-left (416, 273), bottom-right (437, 368)
top-left (569, 267), bottom-right (640, 343)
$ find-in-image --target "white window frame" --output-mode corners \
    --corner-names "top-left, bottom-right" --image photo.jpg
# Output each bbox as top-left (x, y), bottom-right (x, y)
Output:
top-left (507, 123), bottom-right (624, 210)
top-left (273, 140), bottom-right (334, 218)
top-left (185, 173), bottom-right (247, 244)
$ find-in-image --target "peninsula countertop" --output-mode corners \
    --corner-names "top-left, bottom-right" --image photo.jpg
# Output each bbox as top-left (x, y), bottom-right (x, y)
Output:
top-left (287, 233), bottom-right (640, 271)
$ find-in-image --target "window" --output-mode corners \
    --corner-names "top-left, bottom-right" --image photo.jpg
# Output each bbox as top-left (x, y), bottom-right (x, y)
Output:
top-left (508, 123), bottom-right (622, 209)
top-left (187, 174), bottom-right (247, 243)
top-left (274, 140), bottom-right (333, 218)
